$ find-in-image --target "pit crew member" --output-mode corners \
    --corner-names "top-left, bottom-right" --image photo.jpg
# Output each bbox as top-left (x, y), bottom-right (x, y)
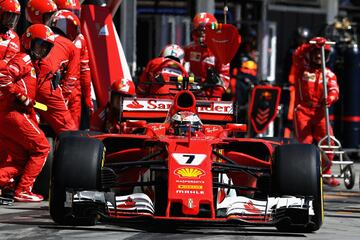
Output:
top-left (0, 0), bottom-right (21, 65)
top-left (90, 78), bottom-right (135, 133)
top-left (26, 0), bottom-right (79, 135)
top-left (0, 24), bottom-right (54, 202)
top-left (137, 44), bottom-right (188, 98)
top-left (54, 0), bottom-right (94, 126)
top-left (293, 37), bottom-right (340, 187)
top-left (47, 10), bottom-right (92, 128)
top-left (184, 12), bottom-right (230, 100)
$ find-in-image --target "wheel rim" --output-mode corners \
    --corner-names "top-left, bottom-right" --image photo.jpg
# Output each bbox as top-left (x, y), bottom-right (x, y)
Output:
top-left (344, 165), bottom-right (354, 189)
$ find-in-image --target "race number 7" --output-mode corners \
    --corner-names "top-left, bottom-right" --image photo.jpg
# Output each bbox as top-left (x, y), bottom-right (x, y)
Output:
top-left (172, 153), bottom-right (207, 166)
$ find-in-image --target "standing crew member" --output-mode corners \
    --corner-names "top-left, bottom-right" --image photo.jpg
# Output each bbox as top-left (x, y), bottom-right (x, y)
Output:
top-left (47, 10), bottom-right (91, 127)
top-left (0, 0), bottom-right (21, 65)
top-left (54, 0), bottom-right (94, 127)
top-left (293, 37), bottom-right (340, 187)
top-left (137, 44), bottom-right (188, 98)
top-left (0, 0), bottom-right (21, 165)
top-left (0, 24), bottom-right (53, 202)
top-left (26, 0), bottom-right (78, 135)
top-left (184, 12), bottom-right (230, 100)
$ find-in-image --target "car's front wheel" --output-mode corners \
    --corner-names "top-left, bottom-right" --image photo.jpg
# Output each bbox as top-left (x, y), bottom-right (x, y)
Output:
top-left (49, 135), bottom-right (105, 225)
top-left (272, 144), bottom-right (323, 232)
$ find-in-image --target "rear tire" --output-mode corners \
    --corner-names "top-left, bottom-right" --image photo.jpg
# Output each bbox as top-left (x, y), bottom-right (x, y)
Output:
top-left (273, 144), bottom-right (323, 232)
top-left (49, 135), bottom-right (105, 225)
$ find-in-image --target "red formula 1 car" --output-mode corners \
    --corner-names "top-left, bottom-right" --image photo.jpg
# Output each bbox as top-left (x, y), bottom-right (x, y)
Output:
top-left (49, 79), bottom-right (323, 233)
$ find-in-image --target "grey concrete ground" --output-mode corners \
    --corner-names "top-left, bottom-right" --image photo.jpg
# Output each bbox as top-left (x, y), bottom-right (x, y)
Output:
top-left (0, 163), bottom-right (359, 240)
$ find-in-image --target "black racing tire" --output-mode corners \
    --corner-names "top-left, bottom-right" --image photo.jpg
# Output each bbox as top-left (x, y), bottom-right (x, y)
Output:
top-left (272, 144), bottom-right (323, 232)
top-left (33, 137), bottom-right (54, 199)
top-left (49, 136), bottom-right (105, 226)
top-left (56, 130), bottom-right (103, 142)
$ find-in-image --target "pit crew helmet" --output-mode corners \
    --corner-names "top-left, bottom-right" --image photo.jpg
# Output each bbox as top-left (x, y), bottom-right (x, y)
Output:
top-left (0, 0), bottom-right (21, 31)
top-left (21, 24), bottom-right (55, 60)
top-left (111, 79), bottom-right (135, 96)
top-left (192, 12), bottom-right (217, 46)
top-left (309, 37), bottom-right (331, 63)
top-left (160, 44), bottom-right (185, 64)
top-left (47, 10), bottom-right (80, 41)
top-left (170, 111), bottom-right (203, 136)
top-left (53, 0), bottom-right (81, 18)
top-left (26, 0), bottom-right (58, 24)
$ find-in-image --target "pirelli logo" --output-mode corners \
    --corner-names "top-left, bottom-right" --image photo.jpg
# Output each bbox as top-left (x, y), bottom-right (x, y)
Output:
top-left (177, 185), bottom-right (203, 190)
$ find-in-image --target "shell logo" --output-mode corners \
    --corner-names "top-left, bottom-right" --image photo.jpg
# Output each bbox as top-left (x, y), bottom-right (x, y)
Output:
top-left (175, 167), bottom-right (205, 178)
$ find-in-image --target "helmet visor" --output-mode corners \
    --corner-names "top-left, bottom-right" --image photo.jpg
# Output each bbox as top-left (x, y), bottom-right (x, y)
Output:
top-left (43, 12), bottom-right (56, 25)
top-left (1, 12), bottom-right (20, 29)
top-left (51, 18), bottom-right (80, 41)
top-left (173, 123), bottom-right (202, 136)
top-left (31, 38), bottom-right (54, 59)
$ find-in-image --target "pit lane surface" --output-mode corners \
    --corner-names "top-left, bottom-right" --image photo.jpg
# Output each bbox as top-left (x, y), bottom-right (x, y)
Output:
top-left (1, 163), bottom-right (360, 240)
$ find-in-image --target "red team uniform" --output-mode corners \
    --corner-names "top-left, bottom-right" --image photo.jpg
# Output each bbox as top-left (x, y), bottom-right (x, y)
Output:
top-left (184, 12), bottom-right (230, 100)
top-left (0, 24), bottom-right (55, 201)
top-left (35, 34), bottom-right (79, 134)
top-left (48, 10), bottom-right (92, 127)
top-left (26, 0), bottom-right (79, 135)
top-left (137, 44), bottom-right (188, 98)
top-left (0, 29), bottom-right (20, 65)
top-left (0, 0), bottom-right (21, 65)
top-left (292, 37), bottom-right (340, 186)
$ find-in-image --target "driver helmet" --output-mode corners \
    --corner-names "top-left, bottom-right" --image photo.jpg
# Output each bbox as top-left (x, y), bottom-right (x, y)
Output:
top-left (192, 12), bottom-right (217, 46)
top-left (47, 10), bottom-right (80, 41)
top-left (170, 111), bottom-right (203, 136)
top-left (21, 24), bottom-right (55, 60)
top-left (0, 0), bottom-right (21, 31)
top-left (26, 0), bottom-right (58, 24)
top-left (160, 44), bottom-right (185, 64)
top-left (53, 0), bottom-right (81, 18)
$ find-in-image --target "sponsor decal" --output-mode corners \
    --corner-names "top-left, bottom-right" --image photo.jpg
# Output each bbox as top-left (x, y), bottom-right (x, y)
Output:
top-left (205, 126), bottom-right (221, 133)
top-left (244, 200), bottom-right (261, 214)
top-left (172, 153), bottom-right (206, 166)
top-left (176, 189), bottom-right (205, 195)
top-left (177, 185), bottom-right (203, 190)
top-left (123, 98), bottom-right (232, 114)
top-left (116, 196), bottom-right (136, 209)
top-left (188, 198), bottom-right (194, 208)
top-left (176, 179), bottom-right (205, 184)
top-left (126, 99), bottom-right (144, 109)
top-left (175, 167), bottom-right (205, 179)
top-left (150, 125), bottom-right (165, 131)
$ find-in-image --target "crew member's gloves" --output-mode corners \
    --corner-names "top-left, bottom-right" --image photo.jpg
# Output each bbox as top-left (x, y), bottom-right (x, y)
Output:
top-left (205, 68), bottom-right (224, 87)
top-left (85, 97), bottom-right (94, 115)
top-left (51, 70), bottom-right (61, 90)
top-left (16, 93), bottom-right (34, 107)
top-left (312, 37), bottom-right (327, 48)
top-left (325, 95), bottom-right (337, 107)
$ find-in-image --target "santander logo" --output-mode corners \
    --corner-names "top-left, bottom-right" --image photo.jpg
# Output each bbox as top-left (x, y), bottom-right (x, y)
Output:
top-left (126, 99), bottom-right (144, 109)
top-left (123, 98), bottom-right (233, 114)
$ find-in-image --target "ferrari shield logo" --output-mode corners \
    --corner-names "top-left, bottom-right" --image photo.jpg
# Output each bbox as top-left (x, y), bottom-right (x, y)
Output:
top-left (248, 85), bottom-right (281, 134)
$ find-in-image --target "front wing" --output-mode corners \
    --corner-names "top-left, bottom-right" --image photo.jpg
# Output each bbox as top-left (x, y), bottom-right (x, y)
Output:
top-left (70, 191), bottom-right (314, 225)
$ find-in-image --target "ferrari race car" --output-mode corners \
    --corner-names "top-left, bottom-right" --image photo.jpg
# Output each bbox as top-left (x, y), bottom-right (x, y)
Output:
top-left (49, 80), bottom-right (323, 233)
